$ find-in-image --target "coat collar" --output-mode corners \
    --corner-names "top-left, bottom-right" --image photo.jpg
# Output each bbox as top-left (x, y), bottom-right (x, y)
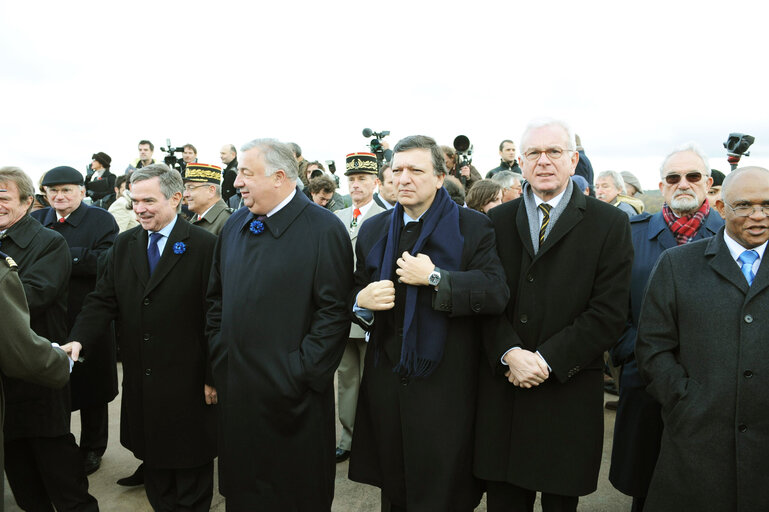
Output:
top-left (128, 215), bottom-right (191, 293)
top-left (39, 201), bottom-right (89, 228)
top-left (196, 199), bottom-right (229, 223)
top-left (240, 189), bottom-right (310, 239)
top-left (647, 207), bottom-right (723, 249)
top-left (705, 226), bottom-right (769, 299)
top-left (516, 182), bottom-right (586, 262)
top-left (2, 214), bottom-right (44, 249)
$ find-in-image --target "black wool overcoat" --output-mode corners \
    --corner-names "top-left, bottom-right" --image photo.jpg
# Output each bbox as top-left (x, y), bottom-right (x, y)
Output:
top-left (475, 185), bottom-right (633, 497)
top-left (32, 203), bottom-right (119, 410)
top-left (71, 216), bottom-right (217, 468)
top-left (207, 191), bottom-right (354, 511)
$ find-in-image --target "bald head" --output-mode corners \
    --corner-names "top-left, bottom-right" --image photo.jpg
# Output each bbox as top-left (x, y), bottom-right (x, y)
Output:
top-left (721, 166), bottom-right (769, 204)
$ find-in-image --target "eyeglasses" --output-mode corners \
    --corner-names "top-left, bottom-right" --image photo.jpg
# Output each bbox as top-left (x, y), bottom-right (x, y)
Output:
top-left (726, 203), bottom-right (769, 217)
top-left (663, 172), bottom-right (704, 185)
top-left (523, 147), bottom-right (572, 161)
top-left (184, 184), bottom-right (210, 192)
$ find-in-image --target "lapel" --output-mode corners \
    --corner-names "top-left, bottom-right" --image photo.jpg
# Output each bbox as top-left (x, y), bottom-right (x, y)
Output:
top-left (533, 187), bottom-right (584, 263)
top-left (351, 202), bottom-right (385, 242)
top-left (65, 202), bottom-right (88, 227)
top-left (515, 199), bottom-right (535, 259)
top-left (648, 212), bottom-right (678, 250)
top-left (39, 207), bottom-right (58, 227)
top-left (145, 215), bottom-right (190, 295)
top-left (128, 226), bottom-right (150, 289)
top-left (706, 229), bottom-right (749, 294)
top-left (262, 191), bottom-right (309, 239)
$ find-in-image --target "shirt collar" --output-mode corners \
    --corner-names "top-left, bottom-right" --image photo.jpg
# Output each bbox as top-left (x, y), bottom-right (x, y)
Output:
top-left (266, 188), bottom-right (296, 218)
top-left (723, 230), bottom-right (768, 262)
top-left (354, 199), bottom-right (374, 219)
top-left (532, 187), bottom-right (567, 209)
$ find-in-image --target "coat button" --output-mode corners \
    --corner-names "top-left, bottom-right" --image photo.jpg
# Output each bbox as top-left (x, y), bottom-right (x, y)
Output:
top-left (472, 303), bottom-right (481, 312)
top-left (145, 369), bottom-right (152, 376)
top-left (744, 370), bottom-right (753, 378)
top-left (73, 257), bottom-right (79, 263)
top-left (143, 334), bottom-right (150, 341)
top-left (526, 274), bottom-right (534, 283)
top-left (400, 377), bottom-right (409, 386)
top-left (738, 424), bottom-right (748, 433)
top-left (520, 314), bottom-right (528, 324)
top-left (745, 314), bottom-right (753, 323)
top-left (143, 297), bottom-right (150, 306)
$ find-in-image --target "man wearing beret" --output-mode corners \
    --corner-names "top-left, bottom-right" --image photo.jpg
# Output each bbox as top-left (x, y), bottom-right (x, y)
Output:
top-left (86, 152), bottom-right (117, 208)
top-left (183, 163), bottom-right (233, 236)
top-left (0, 166), bottom-right (98, 511)
top-left (32, 166), bottom-right (120, 476)
top-left (333, 153), bottom-right (385, 464)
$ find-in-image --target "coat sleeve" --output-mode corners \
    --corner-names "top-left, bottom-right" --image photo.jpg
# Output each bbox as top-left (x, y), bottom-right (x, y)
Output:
top-left (439, 215), bottom-right (509, 317)
top-left (22, 234), bottom-right (72, 315)
top-left (291, 220), bottom-right (354, 393)
top-left (70, 215), bottom-right (119, 277)
top-left (69, 245), bottom-right (119, 356)
top-left (635, 251), bottom-right (689, 411)
top-left (537, 211), bottom-right (634, 383)
top-left (0, 269), bottom-right (69, 388)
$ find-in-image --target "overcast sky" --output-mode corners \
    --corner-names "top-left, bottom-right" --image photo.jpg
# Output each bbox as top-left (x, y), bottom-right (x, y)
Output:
top-left (2, 0), bottom-right (766, 190)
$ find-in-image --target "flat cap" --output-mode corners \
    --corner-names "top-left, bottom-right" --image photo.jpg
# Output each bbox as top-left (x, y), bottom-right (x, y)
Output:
top-left (42, 166), bottom-right (84, 187)
top-left (620, 171), bottom-right (643, 195)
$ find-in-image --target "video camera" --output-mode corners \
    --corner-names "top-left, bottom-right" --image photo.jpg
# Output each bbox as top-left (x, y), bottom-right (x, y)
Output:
top-left (160, 139), bottom-right (185, 173)
top-left (362, 128), bottom-right (393, 170)
top-left (723, 133), bottom-right (755, 171)
top-left (452, 135), bottom-right (474, 186)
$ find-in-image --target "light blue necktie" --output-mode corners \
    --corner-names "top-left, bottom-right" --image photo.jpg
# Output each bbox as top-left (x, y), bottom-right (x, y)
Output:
top-left (738, 250), bottom-right (759, 286)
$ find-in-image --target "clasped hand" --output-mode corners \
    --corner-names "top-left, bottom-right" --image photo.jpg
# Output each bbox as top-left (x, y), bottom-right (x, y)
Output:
top-left (358, 252), bottom-right (435, 311)
top-left (503, 349), bottom-right (549, 388)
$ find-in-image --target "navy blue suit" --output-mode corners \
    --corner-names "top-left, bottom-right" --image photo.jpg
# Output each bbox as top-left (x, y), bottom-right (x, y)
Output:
top-left (609, 209), bottom-right (723, 498)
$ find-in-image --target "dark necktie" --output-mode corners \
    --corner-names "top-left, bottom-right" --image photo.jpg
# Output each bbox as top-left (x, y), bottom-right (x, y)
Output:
top-left (147, 232), bottom-right (162, 275)
top-left (538, 203), bottom-right (552, 245)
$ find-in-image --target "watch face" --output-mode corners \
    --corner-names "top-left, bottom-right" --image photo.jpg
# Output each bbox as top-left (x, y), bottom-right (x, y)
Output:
top-left (429, 271), bottom-right (440, 286)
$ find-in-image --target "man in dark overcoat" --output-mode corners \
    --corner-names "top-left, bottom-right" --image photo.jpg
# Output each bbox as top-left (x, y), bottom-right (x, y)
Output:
top-left (349, 135), bottom-right (509, 511)
top-left (0, 250), bottom-right (74, 510)
top-left (608, 144), bottom-right (723, 510)
top-left (70, 164), bottom-right (217, 511)
top-left (32, 165), bottom-right (119, 475)
top-left (206, 139), bottom-right (353, 510)
top-left (474, 119), bottom-right (633, 511)
top-left (0, 166), bottom-right (98, 511)
top-left (636, 166), bottom-right (769, 511)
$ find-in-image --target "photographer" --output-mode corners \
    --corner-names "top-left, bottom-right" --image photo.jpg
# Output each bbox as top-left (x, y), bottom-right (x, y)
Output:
top-left (442, 145), bottom-right (482, 191)
top-left (85, 151), bottom-right (117, 208)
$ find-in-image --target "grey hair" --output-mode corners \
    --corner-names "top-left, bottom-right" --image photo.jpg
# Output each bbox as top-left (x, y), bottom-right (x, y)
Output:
top-left (393, 135), bottom-right (447, 176)
top-left (520, 118), bottom-right (576, 152)
top-left (0, 166), bottom-right (35, 202)
top-left (130, 163), bottom-right (184, 205)
top-left (597, 170), bottom-right (627, 194)
top-left (491, 170), bottom-right (521, 189)
top-left (659, 143), bottom-right (711, 179)
top-left (241, 139), bottom-right (299, 180)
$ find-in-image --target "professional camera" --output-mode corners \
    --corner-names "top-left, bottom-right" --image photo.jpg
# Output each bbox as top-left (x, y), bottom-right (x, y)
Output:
top-left (723, 133), bottom-right (755, 170)
top-left (362, 128), bottom-right (393, 169)
top-left (325, 160), bottom-right (340, 187)
top-left (453, 135), bottom-right (474, 168)
top-left (160, 139), bottom-right (185, 173)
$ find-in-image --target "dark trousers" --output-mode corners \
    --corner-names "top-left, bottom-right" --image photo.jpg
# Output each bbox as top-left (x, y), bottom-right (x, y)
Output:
top-left (78, 403), bottom-right (108, 455)
top-left (144, 461), bottom-right (214, 512)
top-left (5, 434), bottom-right (99, 512)
top-left (486, 481), bottom-right (578, 512)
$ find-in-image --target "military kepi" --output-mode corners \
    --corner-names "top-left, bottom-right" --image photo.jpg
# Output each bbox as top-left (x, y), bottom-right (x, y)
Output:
top-left (42, 166), bottom-right (85, 186)
top-left (345, 152), bottom-right (378, 176)
top-left (184, 163), bottom-right (223, 184)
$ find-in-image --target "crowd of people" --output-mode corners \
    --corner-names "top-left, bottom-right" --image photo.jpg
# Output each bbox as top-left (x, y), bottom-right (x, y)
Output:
top-left (0, 118), bottom-right (767, 512)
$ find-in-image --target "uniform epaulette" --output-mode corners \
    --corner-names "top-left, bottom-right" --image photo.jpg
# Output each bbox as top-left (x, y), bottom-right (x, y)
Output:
top-left (0, 251), bottom-right (18, 270)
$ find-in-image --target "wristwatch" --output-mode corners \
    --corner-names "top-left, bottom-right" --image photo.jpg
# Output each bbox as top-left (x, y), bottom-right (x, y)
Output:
top-left (428, 267), bottom-right (442, 287)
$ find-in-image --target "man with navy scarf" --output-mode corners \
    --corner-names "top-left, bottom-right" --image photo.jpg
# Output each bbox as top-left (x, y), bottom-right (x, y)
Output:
top-left (348, 135), bottom-right (509, 511)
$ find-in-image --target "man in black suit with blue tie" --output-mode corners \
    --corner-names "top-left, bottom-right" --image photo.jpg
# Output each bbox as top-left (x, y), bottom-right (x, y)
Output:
top-left (70, 163), bottom-right (218, 511)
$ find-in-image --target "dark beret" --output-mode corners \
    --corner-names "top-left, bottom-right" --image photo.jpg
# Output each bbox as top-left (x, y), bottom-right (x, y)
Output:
top-left (42, 166), bottom-right (85, 186)
top-left (92, 152), bottom-right (112, 168)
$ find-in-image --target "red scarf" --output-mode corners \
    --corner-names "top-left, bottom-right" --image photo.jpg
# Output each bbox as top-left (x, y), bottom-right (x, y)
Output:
top-left (662, 200), bottom-right (710, 245)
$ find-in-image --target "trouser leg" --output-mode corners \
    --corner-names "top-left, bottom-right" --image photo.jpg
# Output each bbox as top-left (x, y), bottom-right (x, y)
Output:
top-left (78, 404), bottom-right (109, 456)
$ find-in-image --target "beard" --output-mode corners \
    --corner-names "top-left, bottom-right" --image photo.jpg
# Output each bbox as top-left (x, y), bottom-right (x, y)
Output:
top-left (669, 190), bottom-right (700, 215)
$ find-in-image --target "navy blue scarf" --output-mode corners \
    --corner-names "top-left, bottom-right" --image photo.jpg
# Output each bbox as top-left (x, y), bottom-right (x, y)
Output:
top-left (366, 187), bottom-right (463, 377)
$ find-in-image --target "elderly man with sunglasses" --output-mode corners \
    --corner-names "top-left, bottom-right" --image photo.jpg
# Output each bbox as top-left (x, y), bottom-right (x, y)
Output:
top-left (609, 143), bottom-right (724, 511)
